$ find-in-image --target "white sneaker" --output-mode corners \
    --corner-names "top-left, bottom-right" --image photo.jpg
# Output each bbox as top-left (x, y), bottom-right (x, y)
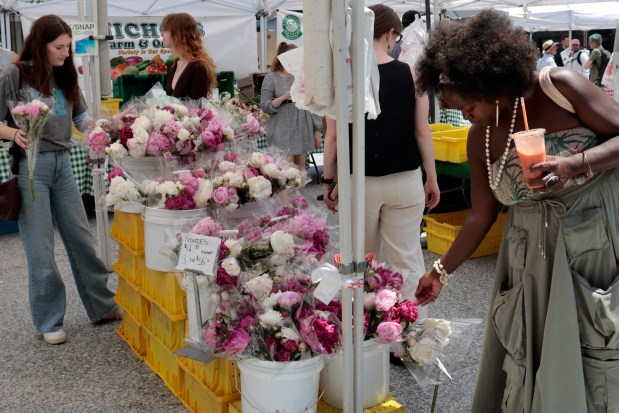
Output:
top-left (43, 329), bottom-right (67, 345)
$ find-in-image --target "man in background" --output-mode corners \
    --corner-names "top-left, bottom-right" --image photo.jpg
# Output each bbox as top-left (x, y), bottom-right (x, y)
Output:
top-left (585, 33), bottom-right (610, 86)
top-left (557, 34), bottom-right (569, 67)
top-left (389, 10), bottom-right (420, 60)
top-left (567, 39), bottom-right (589, 78)
top-left (537, 40), bottom-right (558, 70)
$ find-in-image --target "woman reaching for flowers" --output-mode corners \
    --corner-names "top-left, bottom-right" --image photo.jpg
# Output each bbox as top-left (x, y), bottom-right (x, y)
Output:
top-left (413, 9), bottom-right (619, 412)
top-left (0, 15), bottom-right (120, 345)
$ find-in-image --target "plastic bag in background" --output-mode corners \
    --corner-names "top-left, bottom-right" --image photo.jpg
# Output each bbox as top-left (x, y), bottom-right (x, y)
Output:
top-left (276, 6), bottom-right (380, 121)
top-left (397, 318), bottom-right (482, 386)
top-left (398, 18), bottom-right (428, 69)
top-left (142, 81), bottom-right (168, 100)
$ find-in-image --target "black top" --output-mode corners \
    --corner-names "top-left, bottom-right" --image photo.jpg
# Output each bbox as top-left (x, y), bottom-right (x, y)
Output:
top-left (165, 60), bottom-right (211, 100)
top-left (349, 60), bottom-right (421, 176)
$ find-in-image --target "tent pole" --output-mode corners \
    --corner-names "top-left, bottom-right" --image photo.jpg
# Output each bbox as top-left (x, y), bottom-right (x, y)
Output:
top-left (97, 0), bottom-right (112, 98)
top-left (426, 0), bottom-right (436, 123)
top-left (259, 11), bottom-right (267, 73)
top-left (330, 0), bottom-right (356, 411)
top-left (351, 1), bottom-right (365, 412)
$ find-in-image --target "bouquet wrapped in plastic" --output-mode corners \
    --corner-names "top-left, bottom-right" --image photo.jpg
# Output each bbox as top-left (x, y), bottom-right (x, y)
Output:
top-left (8, 89), bottom-right (53, 200)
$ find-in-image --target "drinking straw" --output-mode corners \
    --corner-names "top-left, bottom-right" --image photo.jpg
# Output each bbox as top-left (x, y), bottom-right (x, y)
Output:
top-left (520, 97), bottom-right (529, 132)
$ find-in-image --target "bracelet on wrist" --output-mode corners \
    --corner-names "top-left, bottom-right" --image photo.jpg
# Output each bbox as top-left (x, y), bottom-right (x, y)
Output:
top-left (582, 151), bottom-right (594, 181)
top-left (432, 259), bottom-right (453, 286)
top-left (321, 174), bottom-right (335, 185)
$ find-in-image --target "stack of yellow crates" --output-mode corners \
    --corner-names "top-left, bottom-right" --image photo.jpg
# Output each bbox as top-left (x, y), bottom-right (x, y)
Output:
top-left (110, 209), bottom-right (240, 413)
top-left (111, 210), bottom-right (406, 412)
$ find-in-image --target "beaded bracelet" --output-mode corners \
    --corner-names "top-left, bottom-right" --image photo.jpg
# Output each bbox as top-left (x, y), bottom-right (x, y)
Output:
top-left (432, 259), bottom-right (453, 286)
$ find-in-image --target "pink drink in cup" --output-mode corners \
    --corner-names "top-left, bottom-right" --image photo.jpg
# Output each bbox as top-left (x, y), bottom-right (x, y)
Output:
top-left (511, 128), bottom-right (546, 188)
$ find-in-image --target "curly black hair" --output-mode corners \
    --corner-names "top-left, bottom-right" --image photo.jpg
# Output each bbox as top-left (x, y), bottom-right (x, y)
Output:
top-left (415, 9), bottom-right (538, 103)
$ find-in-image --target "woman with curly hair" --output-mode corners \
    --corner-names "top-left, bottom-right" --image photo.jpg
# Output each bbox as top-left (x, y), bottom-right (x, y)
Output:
top-left (413, 9), bottom-right (619, 413)
top-left (162, 13), bottom-right (216, 99)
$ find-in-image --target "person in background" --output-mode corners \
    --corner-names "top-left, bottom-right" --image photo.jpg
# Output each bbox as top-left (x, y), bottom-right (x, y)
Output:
top-left (0, 15), bottom-right (121, 345)
top-left (260, 42), bottom-right (322, 173)
top-left (162, 13), bottom-right (216, 100)
top-left (557, 33), bottom-right (569, 67)
top-left (536, 39), bottom-right (558, 70)
top-left (0, 46), bottom-right (18, 71)
top-left (585, 33), bottom-right (609, 86)
top-left (323, 4), bottom-right (440, 303)
top-left (389, 9), bottom-right (420, 60)
top-left (567, 38), bottom-right (590, 78)
top-left (414, 9), bottom-right (619, 412)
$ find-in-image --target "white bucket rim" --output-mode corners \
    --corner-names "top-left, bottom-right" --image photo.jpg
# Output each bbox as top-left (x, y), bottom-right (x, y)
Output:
top-left (238, 357), bottom-right (324, 378)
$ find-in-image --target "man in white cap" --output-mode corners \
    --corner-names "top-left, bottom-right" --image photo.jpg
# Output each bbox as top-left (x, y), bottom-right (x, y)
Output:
top-left (566, 38), bottom-right (589, 78)
top-left (537, 40), bottom-right (558, 70)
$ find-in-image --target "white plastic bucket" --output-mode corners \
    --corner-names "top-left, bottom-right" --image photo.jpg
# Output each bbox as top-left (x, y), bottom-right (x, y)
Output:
top-left (320, 339), bottom-right (389, 409)
top-left (142, 207), bottom-right (207, 272)
top-left (238, 357), bottom-right (325, 413)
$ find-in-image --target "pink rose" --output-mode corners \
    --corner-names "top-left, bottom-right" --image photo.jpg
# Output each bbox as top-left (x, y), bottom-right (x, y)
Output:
top-left (278, 291), bottom-right (303, 308)
top-left (375, 289), bottom-right (398, 311)
top-left (88, 130), bottom-right (110, 158)
top-left (398, 300), bottom-right (419, 323)
top-left (222, 328), bottom-right (251, 356)
top-left (107, 167), bottom-right (124, 182)
top-left (276, 348), bottom-right (292, 362)
top-left (204, 322), bottom-right (224, 348)
top-left (376, 322), bottom-right (403, 343)
top-left (212, 186), bottom-right (231, 205)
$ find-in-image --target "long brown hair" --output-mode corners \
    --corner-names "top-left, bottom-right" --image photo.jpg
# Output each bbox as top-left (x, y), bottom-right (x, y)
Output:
top-left (271, 42), bottom-right (296, 73)
top-left (369, 5), bottom-right (403, 40)
top-left (162, 13), bottom-right (216, 95)
top-left (17, 15), bottom-right (80, 104)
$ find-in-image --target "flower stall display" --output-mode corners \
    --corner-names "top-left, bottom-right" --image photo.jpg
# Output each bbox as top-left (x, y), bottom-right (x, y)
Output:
top-left (318, 259), bottom-right (419, 408)
top-left (177, 201), bottom-right (335, 413)
top-left (8, 91), bottom-right (53, 200)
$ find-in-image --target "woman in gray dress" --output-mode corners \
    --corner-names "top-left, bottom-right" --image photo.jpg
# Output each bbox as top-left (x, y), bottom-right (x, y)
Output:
top-left (260, 42), bottom-right (322, 172)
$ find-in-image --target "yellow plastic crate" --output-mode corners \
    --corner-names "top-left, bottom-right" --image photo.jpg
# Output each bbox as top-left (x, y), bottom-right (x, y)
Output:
top-left (147, 302), bottom-right (187, 351)
top-left (112, 243), bottom-right (146, 290)
top-left (432, 127), bottom-right (470, 164)
top-left (429, 123), bottom-right (458, 132)
top-left (177, 357), bottom-right (239, 397)
top-left (115, 272), bottom-right (151, 324)
top-left (116, 303), bottom-right (147, 359)
top-left (101, 98), bottom-right (123, 117)
top-left (228, 396), bottom-right (405, 413)
top-left (179, 363), bottom-right (240, 413)
top-left (142, 268), bottom-right (187, 318)
top-left (110, 210), bottom-right (144, 254)
top-left (424, 209), bottom-right (507, 258)
top-left (144, 328), bottom-right (184, 397)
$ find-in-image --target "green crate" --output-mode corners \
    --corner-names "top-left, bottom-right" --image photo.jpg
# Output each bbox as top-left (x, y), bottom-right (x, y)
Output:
top-left (216, 71), bottom-right (235, 97)
top-left (113, 73), bottom-right (166, 104)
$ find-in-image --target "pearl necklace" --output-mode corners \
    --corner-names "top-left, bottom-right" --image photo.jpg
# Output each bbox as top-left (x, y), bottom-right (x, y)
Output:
top-left (485, 97), bottom-right (520, 190)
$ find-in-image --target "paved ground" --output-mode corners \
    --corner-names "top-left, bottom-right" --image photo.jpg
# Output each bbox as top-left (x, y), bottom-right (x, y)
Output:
top-left (0, 178), bottom-right (496, 413)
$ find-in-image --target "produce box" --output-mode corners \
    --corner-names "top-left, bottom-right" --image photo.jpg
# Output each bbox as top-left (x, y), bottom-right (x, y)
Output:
top-left (216, 71), bottom-right (235, 98)
top-left (113, 73), bottom-right (166, 104)
top-left (431, 126), bottom-right (470, 164)
top-left (236, 72), bottom-right (266, 103)
top-left (424, 209), bottom-right (507, 258)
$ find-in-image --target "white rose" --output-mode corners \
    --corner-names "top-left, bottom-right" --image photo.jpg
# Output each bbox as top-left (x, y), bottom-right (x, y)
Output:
top-left (153, 109), bottom-right (174, 130)
top-left (270, 230), bottom-right (295, 258)
top-left (156, 181), bottom-right (182, 197)
top-left (248, 152), bottom-right (266, 168)
top-left (221, 257), bottom-right (241, 276)
top-left (259, 309), bottom-right (283, 328)
top-left (408, 337), bottom-right (443, 366)
top-left (193, 179), bottom-right (213, 208)
top-left (243, 274), bottom-right (273, 301)
top-left (280, 327), bottom-right (300, 341)
top-left (224, 171), bottom-right (244, 187)
top-left (132, 115), bottom-right (151, 131)
top-left (218, 161), bottom-right (237, 172)
top-left (223, 126), bottom-right (235, 140)
top-left (424, 319), bottom-right (452, 339)
top-left (224, 238), bottom-right (244, 257)
top-left (262, 291), bottom-right (283, 309)
top-left (171, 104), bottom-right (188, 118)
top-left (247, 176), bottom-right (272, 200)
top-left (261, 163), bottom-right (281, 180)
top-left (283, 167), bottom-right (300, 180)
top-left (106, 141), bottom-right (128, 159)
top-left (177, 128), bottom-right (190, 142)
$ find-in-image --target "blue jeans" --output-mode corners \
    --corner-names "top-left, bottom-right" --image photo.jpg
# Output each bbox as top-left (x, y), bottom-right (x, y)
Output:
top-left (17, 150), bottom-right (116, 333)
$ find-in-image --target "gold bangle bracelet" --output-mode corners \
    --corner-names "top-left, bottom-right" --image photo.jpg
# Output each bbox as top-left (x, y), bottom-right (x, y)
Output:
top-left (582, 151), bottom-right (594, 181)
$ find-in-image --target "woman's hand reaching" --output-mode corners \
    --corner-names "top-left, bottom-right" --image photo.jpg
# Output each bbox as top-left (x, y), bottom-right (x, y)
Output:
top-left (414, 270), bottom-right (443, 306)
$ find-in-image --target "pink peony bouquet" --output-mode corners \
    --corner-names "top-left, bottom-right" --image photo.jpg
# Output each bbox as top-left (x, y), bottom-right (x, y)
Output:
top-left (8, 93), bottom-right (53, 200)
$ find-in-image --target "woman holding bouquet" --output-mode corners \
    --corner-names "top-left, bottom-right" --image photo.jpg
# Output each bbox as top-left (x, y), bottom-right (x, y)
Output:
top-left (260, 42), bottom-right (323, 173)
top-left (322, 4), bottom-right (440, 302)
top-left (162, 13), bottom-right (217, 100)
top-left (413, 10), bottom-right (619, 412)
top-left (0, 15), bottom-right (120, 345)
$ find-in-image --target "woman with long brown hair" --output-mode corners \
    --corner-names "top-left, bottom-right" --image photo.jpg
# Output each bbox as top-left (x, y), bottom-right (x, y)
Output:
top-left (161, 13), bottom-right (217, 99)
top-left (0, 15), bottom-right (120, 345)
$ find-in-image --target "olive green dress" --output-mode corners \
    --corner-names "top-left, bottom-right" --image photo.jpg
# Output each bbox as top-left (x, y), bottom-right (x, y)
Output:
top-left (471, 126), bottom-right (619, 413)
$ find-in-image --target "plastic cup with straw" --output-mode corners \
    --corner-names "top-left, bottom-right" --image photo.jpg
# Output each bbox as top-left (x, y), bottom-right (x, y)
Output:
top-left (510, 97), bottom-right (546, 188)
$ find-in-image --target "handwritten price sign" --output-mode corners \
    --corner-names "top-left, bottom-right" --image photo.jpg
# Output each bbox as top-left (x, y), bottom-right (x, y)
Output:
top-left (175, 233), bottom-right (221, 275)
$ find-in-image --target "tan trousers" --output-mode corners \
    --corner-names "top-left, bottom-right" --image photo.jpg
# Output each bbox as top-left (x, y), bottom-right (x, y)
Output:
top-left (364, 169), bottom-right (425, 302)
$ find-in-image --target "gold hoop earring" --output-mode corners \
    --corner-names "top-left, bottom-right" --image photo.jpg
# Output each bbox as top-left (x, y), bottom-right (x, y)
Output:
top-left (495, 100), bottom-right (499, 127)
